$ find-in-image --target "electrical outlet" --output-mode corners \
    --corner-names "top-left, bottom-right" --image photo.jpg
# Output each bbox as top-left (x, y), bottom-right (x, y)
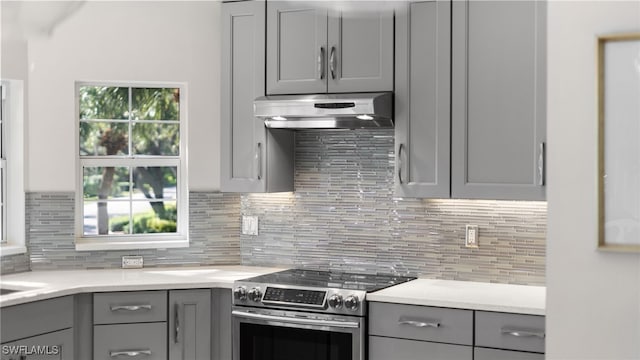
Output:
top-left (242, 216), bottom-right (259, 236)
top-left (465, 225), bottom-right (479, 248)
top-left (122, 256), bottom-right (144, 269)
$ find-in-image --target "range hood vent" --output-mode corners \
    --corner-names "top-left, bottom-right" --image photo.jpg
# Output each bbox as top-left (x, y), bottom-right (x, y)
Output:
top-left (254, 92), bottom-right (393, 130)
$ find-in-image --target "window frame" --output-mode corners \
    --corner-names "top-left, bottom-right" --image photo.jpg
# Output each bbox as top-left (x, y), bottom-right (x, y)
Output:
top-left (0, 79), bottom-right (27, 257)
top-left (74, 81), bottom-right (189, 251)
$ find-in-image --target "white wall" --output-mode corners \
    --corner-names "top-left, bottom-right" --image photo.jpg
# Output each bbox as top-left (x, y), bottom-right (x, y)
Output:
top-left (26, 1), bottom-right (221, 191)
top-left (547, 1), bottom-right (640, 359)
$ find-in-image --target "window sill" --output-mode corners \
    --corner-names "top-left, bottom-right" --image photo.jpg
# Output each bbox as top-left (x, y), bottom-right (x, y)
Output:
top-left (75, 236), bottom-right (189, 251)
top-left (0, 245), bottom-right (27, 257)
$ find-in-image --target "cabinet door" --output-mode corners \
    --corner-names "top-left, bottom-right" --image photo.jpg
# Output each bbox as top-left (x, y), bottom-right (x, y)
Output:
top-left (451, 0), bottom-right (546, 200)
top-left (327, 3), bottom-right (394, 93)
top-left (221, 1), bottom-right (267, 192)
top-left (211, 289), bottom-right (232, 360)
top-left (369, 336), bottom-right (472, 360)
top-left (267, 1), bottom-right (328, 94)
top-left (1, 328), bottom-right (73, 360)
top-left (475, 348), bottom-right (544, 360)
top-left (169, 289), bottom-right (212, 360)
top-left (394, 0), bottom-right (451, 198)
top-left (221, 1), bottom-right (294, 193)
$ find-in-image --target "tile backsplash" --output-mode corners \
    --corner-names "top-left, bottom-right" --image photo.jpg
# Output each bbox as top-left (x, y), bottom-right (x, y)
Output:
top-left (3, 130), bottom-right (547, 286)
top-left (240, 130), bottom-right (547, 285)
top-left (9, 192), bottom-right (241, 272)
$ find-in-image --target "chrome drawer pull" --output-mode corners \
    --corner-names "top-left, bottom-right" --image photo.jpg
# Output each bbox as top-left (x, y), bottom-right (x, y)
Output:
top-left (109, 349), bottom-right (152, 357)
top-left (398, 317), bottom-right (440, 328)
top-left (110, 305), bottom-right (152, 312)
top-left (501, 327), bottom-right (545, 339)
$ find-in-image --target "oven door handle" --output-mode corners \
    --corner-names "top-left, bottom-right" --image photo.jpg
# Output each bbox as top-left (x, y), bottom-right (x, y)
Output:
top-left (232, 310), bottom-right (360, 329)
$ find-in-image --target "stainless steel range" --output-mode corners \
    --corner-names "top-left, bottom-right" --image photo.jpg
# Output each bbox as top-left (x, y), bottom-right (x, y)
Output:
top-left (232, 269), bottom-right (416, 360)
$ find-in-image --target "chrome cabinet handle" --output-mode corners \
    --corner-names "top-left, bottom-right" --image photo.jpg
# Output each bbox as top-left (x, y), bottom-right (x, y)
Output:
top-left (329, 46), bottom-right (337, 79)
top-left (537, 142), bottom-right (546, 186)
top-left (110, 305), bottom-right (152, 312)
top-left (501, 327), bottom-right (546, 339)
top-left (398, 317), bottom-right (440, 328)
top-left (318, 47), bottom-right (325, 80)
top-left (397, 143), bottom-right (405, 184)
top-left (255, 142), bottom-right (263, 180)
top-left (109, 349), bottom-right (152, 357)
top-left (174, 303), bottom-right (180, 344)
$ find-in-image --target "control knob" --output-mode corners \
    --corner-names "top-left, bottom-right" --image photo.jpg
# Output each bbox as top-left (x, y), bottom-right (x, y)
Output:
top-left (233, 286), bottom-right (247, 301)
top-left (248, 287), bottom-right (262, 302)
top-left (327, 294), bottom-right (343, 309)
top-left (344, 295), bottom-right (359, 311)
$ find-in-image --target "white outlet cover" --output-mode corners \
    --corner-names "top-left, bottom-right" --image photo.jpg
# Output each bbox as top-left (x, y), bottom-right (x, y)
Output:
top-left (465, 225), bottom-right (479, 248)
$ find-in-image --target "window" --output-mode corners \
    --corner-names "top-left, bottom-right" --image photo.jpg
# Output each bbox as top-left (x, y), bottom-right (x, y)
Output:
top-left (76, 83), bottom-right (188, 251)
top-left (0, 80), bottom-right (26, 256)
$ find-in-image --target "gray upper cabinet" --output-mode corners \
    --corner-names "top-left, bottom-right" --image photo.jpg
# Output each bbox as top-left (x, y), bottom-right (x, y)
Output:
top-left (451, 0), bottom-right (546, 200)
top-left (394, 0), bottom-right (451, 198)
top-left (221, 1), bottom-right (294, 193)
top-left (169, 289), bottom-right (211, 360)
top-left (267, 1), bottom-right (327, 94)
top-left (327, 3), bottom-right (394, 93)
top-left (266, 1), bottom-right (393, 95)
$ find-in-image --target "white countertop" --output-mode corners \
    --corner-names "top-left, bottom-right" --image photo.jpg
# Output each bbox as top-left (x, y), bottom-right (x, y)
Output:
top-left (368, 278), bottom-right (546, 315)
top-left (0, 265), bottom-right (283, 308)
top-left (1, 268), bottom-right (546, 315)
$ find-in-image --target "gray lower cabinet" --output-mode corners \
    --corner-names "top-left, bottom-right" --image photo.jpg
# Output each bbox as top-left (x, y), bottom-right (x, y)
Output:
top-left (266, 1), bottom-right (393, 95)
top-left (369, 336), bottom-right (472, 360)
top-left (94, 323), bottom-right (167, 360)
top-left (1, 328), bottom-right (74, 360)
top-left (368, 302), bottom-right (545, 360)
top-left (394, 0), bottom-right (451, 198)
top-left (475, 311), bottom-right (545, 354)
top-left (211, 289), bottom-right (232, 360)
top-left (369, 302), bottom-right (473, 360)
top-left (221, 0), bottom-right (294, 193)
top-left (169, 289), bottom-right (211, 360)
top-left (0, 296), bottom-right (74, 360)
top-left (92, 289), bottom-right (213, 360)
top-left (0, 296), bottom-right (73, 344)
top-left (474, 347), bottom-right (544, 360)
top-left (451, 0), bottom-right (546, 200)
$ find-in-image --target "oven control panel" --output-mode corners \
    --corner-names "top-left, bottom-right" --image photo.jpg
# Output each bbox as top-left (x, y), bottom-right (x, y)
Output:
top-left (263, 287), bottom-right (326, 307)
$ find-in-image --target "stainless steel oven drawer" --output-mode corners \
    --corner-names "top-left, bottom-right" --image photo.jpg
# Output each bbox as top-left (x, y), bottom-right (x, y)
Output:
top-left (94, 290), bottom-right (167, 324)
top-left (475, 311), bottom-right (545, 353)
top-left (93, 322), bottom-right (167, 360)
top-left (369, 302), bottom-right (473, 345)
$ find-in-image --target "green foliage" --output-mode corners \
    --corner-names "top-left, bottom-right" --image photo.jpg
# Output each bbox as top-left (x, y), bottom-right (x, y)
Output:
top-left (110, 204), bottom-right (177, 234)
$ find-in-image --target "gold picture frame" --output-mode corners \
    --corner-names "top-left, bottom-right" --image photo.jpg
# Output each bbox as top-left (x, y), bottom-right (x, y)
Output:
top-left (598, 32), bottom-right (640, 252)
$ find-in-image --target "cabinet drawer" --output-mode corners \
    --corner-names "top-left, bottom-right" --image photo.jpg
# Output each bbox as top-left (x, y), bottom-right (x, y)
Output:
top-left (1, 328), bottom-right (73, 360)
top-left (0, 296), bottom-right (73, 343)
top-left (369, 336), bottom-right (472, 360)
top-left (475, 311), bottom-right (545, 353)
top-left (369, 302), bottom-right (473, 345)
top-left (93, 323), bottom-right (167, 360)
top-left (475, 347), bottom-right (544, 360)
top-left (94, 291), bottom-right (167, 324)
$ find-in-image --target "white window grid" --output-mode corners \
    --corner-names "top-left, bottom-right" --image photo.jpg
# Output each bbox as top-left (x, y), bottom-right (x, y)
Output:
top-left (76, 82), bottom-right (188, 246)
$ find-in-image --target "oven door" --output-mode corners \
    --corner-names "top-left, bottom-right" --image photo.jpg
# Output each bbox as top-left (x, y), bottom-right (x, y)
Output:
top-left (232, 307), bottom-right (365, 360)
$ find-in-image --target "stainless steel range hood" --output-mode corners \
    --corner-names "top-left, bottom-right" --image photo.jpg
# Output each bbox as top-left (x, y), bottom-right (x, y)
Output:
top-left (254, 92), bottom-right (393, 129)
